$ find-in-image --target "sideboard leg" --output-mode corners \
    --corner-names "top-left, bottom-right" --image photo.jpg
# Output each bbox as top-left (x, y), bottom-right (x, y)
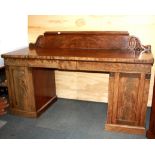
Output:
top-left (6, 66), bottom-right (57, 118)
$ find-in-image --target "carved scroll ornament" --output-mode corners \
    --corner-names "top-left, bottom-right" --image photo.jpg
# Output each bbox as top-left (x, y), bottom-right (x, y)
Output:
top-left (129, 36), bottom-right (151, 54)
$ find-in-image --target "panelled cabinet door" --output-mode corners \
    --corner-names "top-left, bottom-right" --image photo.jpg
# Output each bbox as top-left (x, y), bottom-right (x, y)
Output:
top-left (116, 73), bottom-right (150, 126)
top-left (116, 73), bottom-right (140, 126)
top-left (6, 66), bottom-right (35, 112)
top-left (106, 72), bottom-right (150, 134)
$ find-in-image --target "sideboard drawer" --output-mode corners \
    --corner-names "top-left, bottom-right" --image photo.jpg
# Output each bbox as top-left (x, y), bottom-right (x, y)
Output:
top-left (58, 60), bottom-right (77, 70)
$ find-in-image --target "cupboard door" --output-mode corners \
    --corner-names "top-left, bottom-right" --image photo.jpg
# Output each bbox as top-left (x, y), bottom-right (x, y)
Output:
top-left (116, 73), bottom-right (142, 126)
top-left (6, 66), bottom-right (35, 112)
top-left (106, 72), bottom-right (150, 133)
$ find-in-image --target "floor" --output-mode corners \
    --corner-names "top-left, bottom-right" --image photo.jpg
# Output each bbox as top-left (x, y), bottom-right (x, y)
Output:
top-left (0, 98), bottom-right (150, 139)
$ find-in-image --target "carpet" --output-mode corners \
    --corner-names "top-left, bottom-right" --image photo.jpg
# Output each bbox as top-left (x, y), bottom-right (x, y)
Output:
top-left (0, 98), bottom-right (150, 139)
top-left (37, 99), bottom-right (106, 132)
top-left (36, 98), bottom-right (147, 139)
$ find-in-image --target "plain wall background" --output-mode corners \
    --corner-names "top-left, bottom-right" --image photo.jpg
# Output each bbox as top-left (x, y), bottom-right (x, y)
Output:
top-left (0, 1), bottom-right (27, 65)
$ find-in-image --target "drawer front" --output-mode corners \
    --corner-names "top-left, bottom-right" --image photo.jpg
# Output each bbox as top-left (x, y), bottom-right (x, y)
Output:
top-left (58, 60), bottom-right (77, 70)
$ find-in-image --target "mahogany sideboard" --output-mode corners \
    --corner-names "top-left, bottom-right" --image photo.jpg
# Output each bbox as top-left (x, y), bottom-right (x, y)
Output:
top-left (1, 31), bottom-right (154, 134)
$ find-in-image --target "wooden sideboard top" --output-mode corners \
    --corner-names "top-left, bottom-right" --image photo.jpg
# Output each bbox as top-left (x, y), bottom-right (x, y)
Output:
top-left (1, 31), bottom-right (154, 64)
top-left (1, 47), bottom-right (154, 64)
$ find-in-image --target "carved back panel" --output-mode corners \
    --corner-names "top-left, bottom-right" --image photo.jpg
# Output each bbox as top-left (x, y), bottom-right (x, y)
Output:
top-left (29, 31), bottom-right (130, 50)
